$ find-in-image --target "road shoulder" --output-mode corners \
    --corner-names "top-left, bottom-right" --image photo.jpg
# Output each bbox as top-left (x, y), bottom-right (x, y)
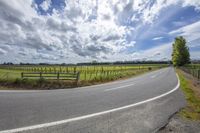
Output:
top-left (158, 69), bottom-right (200, 133)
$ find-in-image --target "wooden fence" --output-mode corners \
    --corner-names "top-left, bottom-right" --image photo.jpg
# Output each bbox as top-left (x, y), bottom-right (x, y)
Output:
top-left (181, 67), bottom-right (200, 80)
top-left (21, 72), bottom-right (80, 82)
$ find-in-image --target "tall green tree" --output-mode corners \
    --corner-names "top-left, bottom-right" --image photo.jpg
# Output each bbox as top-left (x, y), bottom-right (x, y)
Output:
top-left (172, 36), bottom-right (190, 66)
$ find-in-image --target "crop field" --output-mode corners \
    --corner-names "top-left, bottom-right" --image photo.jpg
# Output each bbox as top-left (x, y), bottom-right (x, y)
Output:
top-left (0, 64), bottom-right (167, 89)
top-left (0, 64), bottom-right (166, 80)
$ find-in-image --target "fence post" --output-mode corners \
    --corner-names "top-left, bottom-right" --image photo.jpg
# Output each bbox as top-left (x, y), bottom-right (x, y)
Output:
top-left (195, 69), bottom-right (197, 78)
top-left (57, 72), bottom-right (60, 80)
top-left (60, 66), bottom-right (62, 72)
top-left (40, 72), bottom-right (42, 79)
top-left (89, 72), bottom-right (92, 80)
top-left (193, 69), bottom-right (195, 77)
top-left (74, 67), bottom-right (77, 73)
top-left (21, 72), bottom-right (24, 78)
top-left (84, 71), bottom-right (86, 80)
top-left (76, 72), bottom-right (80, 86)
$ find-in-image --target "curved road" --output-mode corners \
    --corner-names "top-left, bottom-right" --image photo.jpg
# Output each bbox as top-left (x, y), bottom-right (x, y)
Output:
top-left (0, 67), bottom-right (185, 133)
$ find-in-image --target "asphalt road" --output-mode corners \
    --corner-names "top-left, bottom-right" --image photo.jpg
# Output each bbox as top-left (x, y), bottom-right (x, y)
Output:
top-left (0, 67), bottom-right (185, 132)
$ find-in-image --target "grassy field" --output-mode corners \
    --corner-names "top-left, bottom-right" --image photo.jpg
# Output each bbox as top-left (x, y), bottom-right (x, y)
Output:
top-left (177, 69), bottom-right (200, 120)
top-left (0, 64), bottom-right (167, 89)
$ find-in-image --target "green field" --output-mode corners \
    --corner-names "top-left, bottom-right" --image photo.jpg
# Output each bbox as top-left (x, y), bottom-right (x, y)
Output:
top-left (0, 64), bottom-right (166, 80)
top-left (0, 64), bottom-right (167, 89)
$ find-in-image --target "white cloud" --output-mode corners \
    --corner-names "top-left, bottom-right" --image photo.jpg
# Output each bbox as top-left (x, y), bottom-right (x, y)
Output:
top-left (40, 0), bottom-right (52, 11)
top-left (128, 41), bottom-right (136, 47)
top-left (0, 0), bottom-right (132, 63)
top-left (141, 0), bottom-right (179, 23)
top-left (135, 43), bottom-right (172, 60)
top-left (106, 43), bottom-right (172, 61)
top-left (0, 48), bottom-right (7, 55)
top-left (0, 0), bottom-right (200, 63)
top-left (182, 0), bottom-right (200, 10)
top-left (152, 37), bottom-right (163, 41)
top-left (33, 53), bottom-right (58, 60)
top-left (169, 20), bottom-right (200, 47)
top-left (130, 0), bottom-right (200, 24)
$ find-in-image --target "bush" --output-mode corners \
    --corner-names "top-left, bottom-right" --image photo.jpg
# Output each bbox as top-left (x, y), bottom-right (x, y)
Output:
top-left (37, 78), bottom-right (46, 85)
top-left (148, 67), bottom-right (152, 70)
top-left (14, 78), bottom-right (22, 85)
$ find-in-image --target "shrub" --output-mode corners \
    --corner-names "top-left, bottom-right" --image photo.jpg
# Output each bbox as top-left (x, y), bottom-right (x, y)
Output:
top-left (14, 78), bottom-right (22, 85)
top-left (148, 67), bottom-right (152, 70)
top-left (37, 78), bottom-right (46, 85)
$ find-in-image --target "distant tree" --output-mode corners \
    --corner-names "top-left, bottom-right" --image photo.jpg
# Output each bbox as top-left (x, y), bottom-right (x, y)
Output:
top-left (172, 36), bottom-right (190, 66)
top-left (92, 60), bottom-right (98, 64)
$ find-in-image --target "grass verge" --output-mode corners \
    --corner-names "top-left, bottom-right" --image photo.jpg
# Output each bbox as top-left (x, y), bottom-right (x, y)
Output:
top-left (177, 69), bottom-right (200, 120)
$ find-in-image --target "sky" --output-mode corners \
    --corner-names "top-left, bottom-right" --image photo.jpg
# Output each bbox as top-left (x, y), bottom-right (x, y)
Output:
top-left (0, 0), bottom-right (200, 64)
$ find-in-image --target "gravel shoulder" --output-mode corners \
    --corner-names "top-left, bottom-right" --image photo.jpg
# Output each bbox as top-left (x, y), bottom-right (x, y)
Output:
top-left (158, 113), bottom-right (200, 133)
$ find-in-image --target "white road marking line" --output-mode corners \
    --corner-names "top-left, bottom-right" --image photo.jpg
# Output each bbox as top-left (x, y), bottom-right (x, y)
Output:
top-left (104, 83), bottom-right (136, 91)
top-left (151, 74), bottom-right (157, 78)
top-left (151, 70), bottom-right (163, 78)
top-left (0, 74), bottom-right (180, 133)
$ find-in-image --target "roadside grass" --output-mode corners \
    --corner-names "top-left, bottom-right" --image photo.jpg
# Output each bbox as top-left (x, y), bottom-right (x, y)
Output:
top-left (0, 86), bottom-right (12, 90)
top-left (0, 78), bottom-right (78, 90)
top-left (177, 69), bottom-right (200, 120)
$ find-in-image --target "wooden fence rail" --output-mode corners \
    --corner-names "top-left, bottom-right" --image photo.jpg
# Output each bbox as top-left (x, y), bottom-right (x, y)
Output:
top-left (181, 67), bottom-right (200, 80)
top-left (21, 72), bottom-right (80, 82)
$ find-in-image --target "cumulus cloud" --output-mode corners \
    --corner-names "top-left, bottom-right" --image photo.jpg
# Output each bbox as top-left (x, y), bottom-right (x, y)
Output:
top-left (0, 0), bottom-right (200, 63)
top-left (105, 42), bottom-right (172, 62)
top-left (127, 0), bottom-right (200, 24)
top-left (40, 0), bottom-right (52, 11)
top-left (0, 45), bottom-right (12, 51)
top-left (0, 48), bottom-right (7, 55)
top-left (169, 20), bottom-right (200, 47)
top-left (134, 43), bottom-right (171, 60)
top-left (32, 53), bottom-right (58, 60)
top-left (182, 0), bottom-right (200, 10)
